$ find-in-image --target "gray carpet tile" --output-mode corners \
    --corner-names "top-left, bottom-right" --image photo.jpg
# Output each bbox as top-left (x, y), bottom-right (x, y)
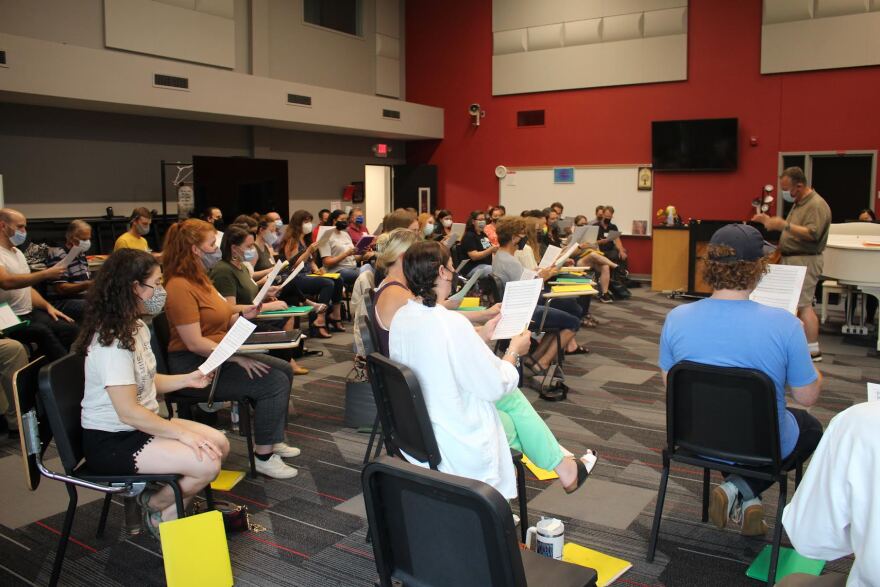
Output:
top-left (0, 287), bottom-right (869, 585)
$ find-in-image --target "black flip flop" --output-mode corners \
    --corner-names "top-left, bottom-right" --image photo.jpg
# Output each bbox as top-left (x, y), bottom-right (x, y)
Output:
top-left (565, 345), bottom-right (590, 356)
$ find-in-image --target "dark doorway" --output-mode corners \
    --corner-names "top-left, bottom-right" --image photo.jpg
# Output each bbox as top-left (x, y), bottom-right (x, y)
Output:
top-left (810, 155), bottom-right (873, 223)
top-left (193, 156), bottom-right (289, 221)
top-left (392, 164), bottom-right (437, 212)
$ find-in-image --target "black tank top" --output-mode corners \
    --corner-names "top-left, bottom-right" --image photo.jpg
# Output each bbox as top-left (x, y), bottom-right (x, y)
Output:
top-left (370, 281), bottom-right (409, 356)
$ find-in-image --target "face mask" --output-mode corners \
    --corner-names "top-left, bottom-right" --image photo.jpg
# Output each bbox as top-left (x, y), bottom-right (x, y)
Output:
top-left (517, 236), bottom-right (528, 250)
top-left (781, 190), bottom-right (794, 203)
top-left (302, 222), bottom-right (313, 234)
top-left (136, 223), bottom-right (150, 236)
top-left (142, 284), bottom-right (167, 315)
top-left (243, 248), bottom-right (257, 263)
top-left (441, 218), bottom-right (453, 228)
top-left (355, 216), bottom-right (364, 224)
top-left (10, 229), bottom-right (26, 247)
top-left (335, 221), bottom-right (348, 231)
top-left (263, 231), bottom-right (278, 246)
top-left (201, 247), bottom-right (222, 270)
top-left (274, 219), bottom-right (283, 228)
top-left (213, 220), bottom-right (225, 232)
top-left (423, 224), bottom-right (435, 237)
top-left (77, 239), bottom-right (91, 253)
top-left (476, 220), bottom-right (487, 230)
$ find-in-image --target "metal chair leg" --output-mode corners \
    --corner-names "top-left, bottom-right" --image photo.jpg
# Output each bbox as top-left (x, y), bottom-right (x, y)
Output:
top-left (170, 481), bottom-right (185, 520)
top-left (50, 484), bottom-right (78, 587)
top-left (363, 414), bottom-right (381, 465)
top-left (203, 485), bottom-right (215, 511)
top-left (512, 454), bottom-right (528, 543)
top-left (647, 456), bottom-right (670, 562)
top-left (768, 478), bottom-right (787, 586)
top-left (701, 468), bottom-right (710, 523)
top-left (96, 493), bottom-right (112, 538)
top-left (240, 402), bottom-right (257, 478)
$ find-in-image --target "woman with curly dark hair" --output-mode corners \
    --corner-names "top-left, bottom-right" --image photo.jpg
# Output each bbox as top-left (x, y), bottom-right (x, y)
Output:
top-left (75, 248), bottom-right (229, 539)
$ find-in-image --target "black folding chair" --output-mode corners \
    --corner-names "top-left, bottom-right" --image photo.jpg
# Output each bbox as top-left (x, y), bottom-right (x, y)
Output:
top-left (19, 354), bottom-right (211, 587)
top-left (366, 352), bottom-right (530, 542)
top-left (151, 312), bottom-right (258, 477)
top-left (361, 292), bottom-right (386, 464)
top-left (647, 361), bottom-right (806, 586)
top-left (363, 457), bottom-right (597, 587)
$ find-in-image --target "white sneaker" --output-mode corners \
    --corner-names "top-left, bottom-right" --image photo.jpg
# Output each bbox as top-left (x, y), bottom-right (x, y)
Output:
top-left (255, 454), bottom-right (298, 479)
top-left (272, 443), bottom-right (301, 458)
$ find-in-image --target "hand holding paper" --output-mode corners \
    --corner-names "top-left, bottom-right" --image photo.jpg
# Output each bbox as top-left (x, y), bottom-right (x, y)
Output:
top-left (198, 317), bottom-right (257, 375)
top-left (749, 264), bottom-right (807, 315)
top-left (491, 278), bottom-right (543, 340)
top-left (56, 245), bottom-right (85, 269)
top-left (278, 261), bottom-right (305, 289)
top-left (448, 270), bottom-right (482, 302)
top-left (252, 260), bottom-right (284, 305)
top-left (538, 245), bottom-right (562, 269)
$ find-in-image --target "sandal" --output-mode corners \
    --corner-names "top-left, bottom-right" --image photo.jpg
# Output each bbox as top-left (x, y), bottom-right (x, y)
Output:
top-left (562, 450), bottom-right (599, 494)
top-left (522, 355), bottom-right (546, 377)
top-left (137, 489), bottom-right (163, 540)
top-left (327, 319), bottom-right (346, 333)
top-left (309, 325), bottom-right (332, 339)
top-left (565, 345), bottom-right (590, 356)
top-left (309, 302), bottom-right (328, 315)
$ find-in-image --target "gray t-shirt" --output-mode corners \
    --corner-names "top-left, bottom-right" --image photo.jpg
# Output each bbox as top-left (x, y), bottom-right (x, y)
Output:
top-left (492, 250), bottom-right (525, 285)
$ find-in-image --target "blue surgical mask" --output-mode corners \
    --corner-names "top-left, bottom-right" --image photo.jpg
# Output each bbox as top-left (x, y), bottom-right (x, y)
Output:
top-left (142, 284), bottom-right (167, 315)
top-left (10, 229), bottom-right (26, 246)
top-left (136, 223), bottom-right (150, 236)
top-left (355, 216), bottom-right (364, 224)
top-left (201, 247), bottom-right (222, 270)
top-left (477, 220), bottom-right (487, 230)
top-left (274, 219), bottom-right (283, 228)
top-left (77, 239), bottom-right (91, 253)
top-left (781, 190), bottom-right (794, 203)
top-left (243, 248), bottom-right (257, 263)
top-left (263, 231), bottom-right (278, 246)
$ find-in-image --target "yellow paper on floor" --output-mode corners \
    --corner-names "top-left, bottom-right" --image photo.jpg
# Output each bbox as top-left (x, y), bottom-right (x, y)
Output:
top-left (521, 455), bottom-right (559, 480)
top-left (309, 273), bottom-right (340, 279)
top-left (551, 284), bottom-right (595, 293)
top-left (562, 543), bottom-right (632, 587)
top-left (160, 510), bottom-right (232, 587)
top-left (460, 296), bottom-right (480, 308)
top-left (210, 469), bottom-right (246, 491)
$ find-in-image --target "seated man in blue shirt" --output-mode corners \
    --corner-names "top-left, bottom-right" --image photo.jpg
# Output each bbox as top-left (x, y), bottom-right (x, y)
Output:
top-left (46, 219), bottom-right (93, 321)
top-left (659, 224), bottom-right (823, 536)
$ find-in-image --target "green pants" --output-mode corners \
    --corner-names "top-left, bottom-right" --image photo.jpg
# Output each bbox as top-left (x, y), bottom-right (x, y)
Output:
top-left (495, 389), bottom-right (564, 472)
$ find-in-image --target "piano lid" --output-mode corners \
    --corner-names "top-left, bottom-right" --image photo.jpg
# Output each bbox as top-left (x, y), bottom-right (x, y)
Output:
top-left (823, 223), bottom-right (880, 286)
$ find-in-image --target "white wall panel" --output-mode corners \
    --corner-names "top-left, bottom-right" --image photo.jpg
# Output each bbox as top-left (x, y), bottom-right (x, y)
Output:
top-left (872, 0), bottom-right (880, 10)
top-left (642, 34), bottom-right (688, 82)
top-left (376, 33), bottom-right (400, 60)
top-left (602, 13), bottom-right (644, 42)
top-left (375, 55), bottom-right (400, 98)
top-left (527, 23), bottom-right (563, 52)
top-left (814, 0), bottom-right (868, 18)
top-left (563, 19), bottom-right (602, 46)
top-left (376, 0), bottom-right (400, 37)
top-left (763, 0), bottom-right (814, 24)
top-left (494, 29), bottom-right (528, 55)
top-left (644, 7), bottom-right (687, 37)
top-left (196, 0), bottom-right (235, 19)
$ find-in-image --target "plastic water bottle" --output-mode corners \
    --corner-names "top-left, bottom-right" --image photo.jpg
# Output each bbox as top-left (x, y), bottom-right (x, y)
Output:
top-left (231, 402), bottom-right (239, 433)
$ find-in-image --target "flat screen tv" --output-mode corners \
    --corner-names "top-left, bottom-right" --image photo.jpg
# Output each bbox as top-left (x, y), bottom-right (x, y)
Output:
top-left (652, 118), bottom-right (738, 171)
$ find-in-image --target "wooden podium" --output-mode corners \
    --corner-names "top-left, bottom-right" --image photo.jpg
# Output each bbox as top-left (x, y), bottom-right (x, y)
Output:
top-left (652, 221), bottom-right (744, 295)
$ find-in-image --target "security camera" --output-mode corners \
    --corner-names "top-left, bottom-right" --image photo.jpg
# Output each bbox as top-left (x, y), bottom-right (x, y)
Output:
top-left (469, 103), bottom-right (485, 127)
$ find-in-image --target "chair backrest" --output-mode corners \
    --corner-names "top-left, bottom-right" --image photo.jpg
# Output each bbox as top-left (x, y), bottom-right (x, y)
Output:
top-left (363, 457), bottom-right (527, 587)
top-left (37, 353), bottom-right (87, 475)
top-left (667, 361), bottom-right (782, 467)
top-left (150, 312), bottom-right (173, 375)
top-left (366, 353), bottom-right (441, 469)
top-left (12, 356), bottom-right (50, 490)
top-left (362, 291), bottom-right (383, 357)
top-left (479, 273), bottom-right (505, 305)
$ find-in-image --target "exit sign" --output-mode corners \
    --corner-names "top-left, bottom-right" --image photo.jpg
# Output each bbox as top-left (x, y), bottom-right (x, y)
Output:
top-left (372, 143), bottom-right (391, 158)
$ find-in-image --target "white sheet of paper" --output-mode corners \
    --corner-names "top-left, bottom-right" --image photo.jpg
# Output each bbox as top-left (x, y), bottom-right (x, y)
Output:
top-left (316, 225), bottom-right (335, 257)
top-left (868, 382), bottom-right (880, 402)
top-left (572, 225), bottom-right (599, 245)
top-left (0, 303), bottom-right (21, 330)
top-left (605, 230), bottom-right (621, 241)
top-left (553, 243), bottom-right (581, 268)
top-left (252, 260), bottom-right (284, 305)
top-left (491, 278), bottom-right (543, 340)
top-left (198, 317), bottom-right (257, 375)
top-left (448, 270), bottom-right (482, 302)
top-left (749, 264), bottom-right (807, 315)
top-left (277, 261), bottom-right (305, 289)
top-left (520, 268), bottom-right (537, 281)
top-left (449, 223), bottom-right (466, 243)
top-left (538, 245), bottom-right (561, 269)
top-left (56, 245), bottom-right (85, 269)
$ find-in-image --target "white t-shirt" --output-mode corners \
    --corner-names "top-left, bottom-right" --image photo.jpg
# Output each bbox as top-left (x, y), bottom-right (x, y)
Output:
top-left (82, 320), bottom-right (160, 432)
top-left (326, 229), bottom-right (357, 269)
top-left (0, 245), bottom-right (33, 315)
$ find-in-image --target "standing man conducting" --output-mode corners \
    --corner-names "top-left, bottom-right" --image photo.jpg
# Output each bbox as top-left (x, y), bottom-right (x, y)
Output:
top-left (752, 167), bottom-right (831, 362)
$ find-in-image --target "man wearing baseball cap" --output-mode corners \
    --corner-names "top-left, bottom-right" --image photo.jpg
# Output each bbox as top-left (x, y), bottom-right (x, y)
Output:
top-left (658, 223), bottom-right (823, 536)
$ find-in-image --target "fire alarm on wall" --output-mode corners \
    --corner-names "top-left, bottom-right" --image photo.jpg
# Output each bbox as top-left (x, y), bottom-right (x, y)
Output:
top-left (749, 136), bottom-right (759, 146)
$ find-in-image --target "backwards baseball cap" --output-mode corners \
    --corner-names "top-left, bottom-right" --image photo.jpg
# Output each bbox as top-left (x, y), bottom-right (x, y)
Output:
top-left (708, 224), bottom-right (768, 262)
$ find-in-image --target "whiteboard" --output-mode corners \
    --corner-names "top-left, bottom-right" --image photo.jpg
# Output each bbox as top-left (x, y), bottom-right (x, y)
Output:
top-left (499, 166), bottom-right (652, 236)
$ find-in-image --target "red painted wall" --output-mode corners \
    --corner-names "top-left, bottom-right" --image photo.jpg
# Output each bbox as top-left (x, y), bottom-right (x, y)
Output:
top-left (405, 0), bottom-right (880, 274)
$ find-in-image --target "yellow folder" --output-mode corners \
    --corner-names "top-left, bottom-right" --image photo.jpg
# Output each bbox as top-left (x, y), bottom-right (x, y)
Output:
top-left (460, 296), bottom-right (480, 308)
top-left (160, 510), bottom-right (232, 587)
top-left (551, 284), bottom-right (595, 293)
top-left (309, 273), bottom-right (340, 279)
top-left (210, 469), bottom-right (246, 491)
top-left (521, 455), bottom-right (559, 480)
top-left (562, 543), bottom-right (632, 587)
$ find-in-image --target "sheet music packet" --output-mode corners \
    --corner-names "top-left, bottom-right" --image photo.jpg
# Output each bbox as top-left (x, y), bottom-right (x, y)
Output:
top-left (316, 225), bottom-right (335, 257)
top-left (553, 243), bottom-right (581, 268)
top-left (277, 261), bottom-right (305, 290)
top-left (446, 223), bottom-right (466, 246)
top-left (252, 260), bottom-right (284, 305)
top-left (491, 278), bottom-right (544, 340)
top-left (198, 317), bottom-right (257, 375)
top-left (867, 382), bottom-right (880, 403)
top-left (748, 264), bottom-right (807, 315)
top-left (538, 245), bottom-right (562, 269)
top-left (570, 225), bottom-right (599, 246)
top-left (448, 270), bottom-right (482, 302)
top-left (520, 268), bottom-right (538, 281)
top-left (56, 245), bottom-right (85, 269)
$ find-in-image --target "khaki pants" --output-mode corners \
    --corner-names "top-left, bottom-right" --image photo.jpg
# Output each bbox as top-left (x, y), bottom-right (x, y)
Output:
top-left (0, 339), bottom-right (29, 427)
top-left (780, 254), bottom-right (823, 309)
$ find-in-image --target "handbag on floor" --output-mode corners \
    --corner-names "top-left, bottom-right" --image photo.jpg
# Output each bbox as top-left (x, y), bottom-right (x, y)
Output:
top-left (344, 359), bottom-right (377, 428)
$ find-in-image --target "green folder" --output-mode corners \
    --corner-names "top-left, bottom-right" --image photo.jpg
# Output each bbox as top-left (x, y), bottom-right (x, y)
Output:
top-left (746, 545), bottom-right (825, 583)
top-left (457, 306), bottom-right (486, 312)
top-left (260, 306), bottom-right (313, 315)
top-left (556, 277), bottom-right (592, 284)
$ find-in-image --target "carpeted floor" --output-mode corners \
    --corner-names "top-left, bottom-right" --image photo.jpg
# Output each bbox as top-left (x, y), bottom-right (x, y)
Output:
top-left (0, 288), bottom-right (871, 586)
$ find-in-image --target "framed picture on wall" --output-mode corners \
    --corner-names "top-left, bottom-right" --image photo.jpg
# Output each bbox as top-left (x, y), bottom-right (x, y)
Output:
top-left (418, 187), bottom-right (431, 214)
top-left (638, 166), bottom-right (653, 191)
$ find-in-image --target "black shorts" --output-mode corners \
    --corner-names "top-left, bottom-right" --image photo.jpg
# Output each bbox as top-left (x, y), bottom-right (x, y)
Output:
top-left (82, 428), bottom-right (155, 475)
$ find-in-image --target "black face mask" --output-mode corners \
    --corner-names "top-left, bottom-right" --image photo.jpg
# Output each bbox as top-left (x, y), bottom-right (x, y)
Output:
top-left (517, 237), bottom-right (528, 250)
top-left (213, 219), bottom-right (226, 232)
top-left (335, 221), bottom-right (348, 231)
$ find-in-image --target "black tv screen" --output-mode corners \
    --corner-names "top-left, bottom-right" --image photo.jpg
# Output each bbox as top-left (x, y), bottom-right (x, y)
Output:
top-left (652, 118), bottom-right (738, 171)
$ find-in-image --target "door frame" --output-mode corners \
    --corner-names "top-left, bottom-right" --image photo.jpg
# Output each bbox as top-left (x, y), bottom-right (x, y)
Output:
top-left (776, 150), bottom-right (877, 217)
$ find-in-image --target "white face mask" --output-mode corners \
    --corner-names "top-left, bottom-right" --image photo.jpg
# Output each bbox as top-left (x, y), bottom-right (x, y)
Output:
top-left (423, 224), bottom-right (435, 237)
top-left (77, 239), bottom-right (91, 252)
top-left (781, 190), bottom-right (794, 203)
top-left (302, 222), bottom-right (313, 234)
top-left (274, 219), bottom-right (283, 228)
top-left (441, 218), bottom-right (453, 228)
top-left (263, 230), bottom-right (278, 246)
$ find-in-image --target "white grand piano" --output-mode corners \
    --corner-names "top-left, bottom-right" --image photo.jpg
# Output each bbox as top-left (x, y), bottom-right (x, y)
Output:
top-left (822, 222), bottom-right (880, 351)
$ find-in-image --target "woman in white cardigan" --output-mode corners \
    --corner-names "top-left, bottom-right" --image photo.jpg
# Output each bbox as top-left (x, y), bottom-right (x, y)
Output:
top-left (388, 240), bottom-right (596, 498)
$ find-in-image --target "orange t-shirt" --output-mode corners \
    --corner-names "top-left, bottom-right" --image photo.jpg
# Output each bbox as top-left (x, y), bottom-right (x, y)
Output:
top-left (164, 276), bottom-right (235, 353)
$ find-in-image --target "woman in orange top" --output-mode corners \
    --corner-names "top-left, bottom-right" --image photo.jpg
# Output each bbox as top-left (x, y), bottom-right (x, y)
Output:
top-left (162, 219), bottom-right (299, 479)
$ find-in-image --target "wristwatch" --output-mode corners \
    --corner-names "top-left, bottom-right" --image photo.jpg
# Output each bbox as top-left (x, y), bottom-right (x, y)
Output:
top-left (503, 350), bottom-right (521, 367)
top-left (784, 221), bottom-right (791, 232)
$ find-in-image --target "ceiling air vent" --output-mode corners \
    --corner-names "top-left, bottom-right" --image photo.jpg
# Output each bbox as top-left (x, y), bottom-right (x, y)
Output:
top-left (153, 74), bottom-right (189, 90)
top-left (0, 51), bottom-right (6, 66)
top-left (517, 109), bottom-right (545, 127)
top-left (287, 93), bottom-right (312, 106)
top-left (382, 109), bottom-right (401, 120)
